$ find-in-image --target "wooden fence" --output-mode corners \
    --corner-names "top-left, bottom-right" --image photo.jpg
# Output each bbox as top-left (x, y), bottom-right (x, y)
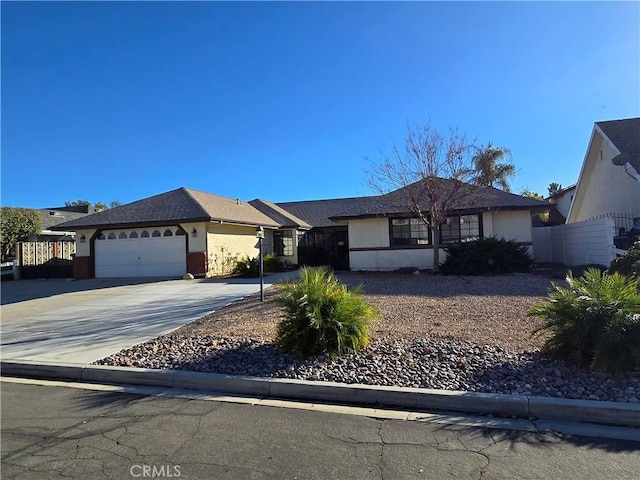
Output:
top-left (18, 241), bottom-right (75, 279)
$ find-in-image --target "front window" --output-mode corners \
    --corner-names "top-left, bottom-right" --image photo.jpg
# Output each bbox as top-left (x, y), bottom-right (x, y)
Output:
top-left (274, 230), bottom-right (294, 256)
top-left (441, 215), bottom-right (481, 244)
top-left (390, 218), bottom-right (430, 246)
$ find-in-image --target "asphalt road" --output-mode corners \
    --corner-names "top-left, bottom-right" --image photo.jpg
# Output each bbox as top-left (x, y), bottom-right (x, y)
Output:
top-left (2, 380), bottom-right (639, 480)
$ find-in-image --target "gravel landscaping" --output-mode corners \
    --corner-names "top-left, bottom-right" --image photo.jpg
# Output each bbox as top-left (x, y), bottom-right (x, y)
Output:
top-left (96, 272), bottom-right (640, 403)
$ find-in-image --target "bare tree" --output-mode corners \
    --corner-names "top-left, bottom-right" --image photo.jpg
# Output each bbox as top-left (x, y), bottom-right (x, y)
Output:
top-left (366, 123), bottom-right (480, 272)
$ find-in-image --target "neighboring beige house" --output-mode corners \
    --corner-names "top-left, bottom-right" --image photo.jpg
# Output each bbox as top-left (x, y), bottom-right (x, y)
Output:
top-left (566, 117), bottom-right (640, 231)
top-left (55, 182), bottom-right (549, 279)
top-left (547, 184), bottom-right (576, 219)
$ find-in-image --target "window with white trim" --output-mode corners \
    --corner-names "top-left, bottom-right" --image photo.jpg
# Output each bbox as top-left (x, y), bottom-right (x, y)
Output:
top-left (274, 230), bottom-right (294, 256)
top-left (440, 215), bottom-right (481, 244)
top-left (390, 218), bottom-right (430, 246)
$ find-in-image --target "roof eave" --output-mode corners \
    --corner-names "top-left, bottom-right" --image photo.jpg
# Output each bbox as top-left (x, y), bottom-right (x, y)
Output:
top-left (50, 217), bottom-right (213, 231)
top-left (330, 204), bottom-right (549, 221)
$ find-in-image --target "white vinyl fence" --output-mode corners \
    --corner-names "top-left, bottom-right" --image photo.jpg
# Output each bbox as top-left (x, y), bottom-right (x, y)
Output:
top-left (532, 217), bottom-right (617, 266)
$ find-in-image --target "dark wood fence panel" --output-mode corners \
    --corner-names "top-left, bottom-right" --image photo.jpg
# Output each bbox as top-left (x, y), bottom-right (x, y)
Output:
top-left (19, 241), bottom-right (75, 279)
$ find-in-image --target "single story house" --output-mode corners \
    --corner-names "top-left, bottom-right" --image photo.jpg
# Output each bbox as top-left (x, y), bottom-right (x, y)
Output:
top-left (54, 181), bottom-right (549, 279)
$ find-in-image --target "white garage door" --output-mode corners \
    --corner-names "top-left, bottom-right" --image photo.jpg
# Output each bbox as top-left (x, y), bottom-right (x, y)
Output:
top-left (95, 229), bottom-right (187, 278)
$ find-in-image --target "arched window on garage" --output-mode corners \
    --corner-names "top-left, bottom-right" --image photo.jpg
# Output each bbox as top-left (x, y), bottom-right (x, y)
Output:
top-left (175, 229), bottom-right (185, 236)
top-left (152, 230), bottom-right (161, 237)
top-left (98, 233), bottom-right (106, 240)
top-left (141, 231), bottom-right (149, 238)
top-left (108, 233), bottom-right (116, 240)
top-left (118, 232), bottom-right (127, 239)
top-left (129, 231), bottom-right (138, 239)
top-left (163, 229), bottom-right (173, 237)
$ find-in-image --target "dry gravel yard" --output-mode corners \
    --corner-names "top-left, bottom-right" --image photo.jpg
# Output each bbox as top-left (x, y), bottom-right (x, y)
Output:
top-left (98, 272), bottom-right (640, 402)
top-left (172, 272), bottom-right (552, 351)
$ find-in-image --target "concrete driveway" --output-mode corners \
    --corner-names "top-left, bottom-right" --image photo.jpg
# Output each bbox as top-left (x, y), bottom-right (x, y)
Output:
top-left (0, 272), bottom-right (298, 364)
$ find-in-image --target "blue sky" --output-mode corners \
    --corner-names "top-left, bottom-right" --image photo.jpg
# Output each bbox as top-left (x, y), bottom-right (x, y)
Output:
top-left (2, 1), bottom-right (639, 209)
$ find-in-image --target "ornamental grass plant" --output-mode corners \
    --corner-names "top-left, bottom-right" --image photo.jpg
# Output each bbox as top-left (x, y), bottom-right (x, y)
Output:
top-left (529, 268), bottom-right (640, 373)
top-left (274, 267), bottom-right (377, 358)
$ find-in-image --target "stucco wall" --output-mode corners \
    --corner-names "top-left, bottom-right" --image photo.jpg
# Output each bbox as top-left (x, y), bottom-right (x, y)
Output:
top-left (74, 229), bottom-right (96, 257)
top-left (551, 188), bottom-right (575, 218)
top-left (350, 248), bottom-right (444, 271)
top-left (349, 218), bottom-right (390, 248)
top-left (347, 210), bottom-right (533, 271)
top-left (206, 223), bottom-right (261, 257)
top-left (179, 222), bottom-right (208, 253)
top-left (569, 132), bottom-right (640, 223)
top-left (488, 210), bottom-right (533, 243)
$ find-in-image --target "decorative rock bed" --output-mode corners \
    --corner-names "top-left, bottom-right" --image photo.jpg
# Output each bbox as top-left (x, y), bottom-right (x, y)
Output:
top-left (96, 336), bottom-right (639, 403)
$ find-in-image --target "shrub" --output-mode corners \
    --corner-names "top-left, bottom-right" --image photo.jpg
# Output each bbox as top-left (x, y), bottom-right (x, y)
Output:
top-left (440, 237), bottom-right (533, 275)
top-left (529, 268), bottom-right (640, 373)
top-left (233, 256), bottom-right (260, 277)
top-left (208, 245), bottom-right (239, 277)
top-left (233, 254), bottom-right (286, 277)
top-left (273, 267), bottom-right (377, 358)
top-left (263, 253), bottom-right (285, 273)
top-left (609, 242), bottom-right (640, 277)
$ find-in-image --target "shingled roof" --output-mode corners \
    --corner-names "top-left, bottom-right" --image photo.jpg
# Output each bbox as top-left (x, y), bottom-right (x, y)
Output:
top-left (276, 196), bottom-right (379, 228)
top-left (39, 209), bottom-right (94, 230)
top-left (596, 117), bottom-right (640, 171)
top-left (249, 199), bottom-right (312, 230)
top-left (329, 178), bottom-right (550, 221)
top-left (52, 187), bottom-right (281, 230)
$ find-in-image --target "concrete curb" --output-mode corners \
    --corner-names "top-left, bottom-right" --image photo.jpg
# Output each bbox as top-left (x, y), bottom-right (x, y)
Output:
top-left (2, 359), bottom-right (639, 429)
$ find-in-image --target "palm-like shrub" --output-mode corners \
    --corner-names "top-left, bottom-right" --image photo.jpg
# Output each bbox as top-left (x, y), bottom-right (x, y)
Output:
top-left (233, 256), bottom-right (260, 277)
top-left (274, 267), bottom-right (377, 358)
top-left (529, 268), bottom-right (640, 373)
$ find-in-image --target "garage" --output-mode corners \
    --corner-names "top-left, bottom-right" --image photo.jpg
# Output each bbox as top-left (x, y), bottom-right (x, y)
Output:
top-left (95, 228), bottom-right (186, 278)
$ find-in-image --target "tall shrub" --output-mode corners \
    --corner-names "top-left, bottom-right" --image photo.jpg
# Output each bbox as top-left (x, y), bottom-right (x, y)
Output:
top-left (529, 268), bottom-right (640, 373)
top-left (440, 237), bottom-right (533, 275)
top-left (274, 267), bottom-right (376, 358)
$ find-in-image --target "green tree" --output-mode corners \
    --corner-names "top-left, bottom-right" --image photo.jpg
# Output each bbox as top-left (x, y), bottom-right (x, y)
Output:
top-left (548, 182), bottom-right (563, 197)
top-left (65, 200), bottom-right (92, 207)
top-left (65, 200), bottom-right (120, 211)
top-left (520, 189), bottom-right (544, 201)
top-left (0, 207), bottom-right (43, 260)
top-left (367, 122), bottom-right (480, 272)
top-left (521, 189), bottom-right (549, 223)
top-left (472, 143), bottom-right (516, 192)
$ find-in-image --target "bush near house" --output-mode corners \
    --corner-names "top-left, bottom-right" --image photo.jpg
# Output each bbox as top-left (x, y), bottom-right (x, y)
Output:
top-left (208, 245), bottom-right (240, 277)
top-left (263, 253), bottom-right (285, 273)
top-left (529, 268), bottom-right (640, 373)
top-left (609, 242), bottom-right (640, 278)
top-left (440, 237), bottom-right (533, 275)
top-left (233, 253), bottom-right (285, 277)
top-left (274, 267), bottom-right (377, 358)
